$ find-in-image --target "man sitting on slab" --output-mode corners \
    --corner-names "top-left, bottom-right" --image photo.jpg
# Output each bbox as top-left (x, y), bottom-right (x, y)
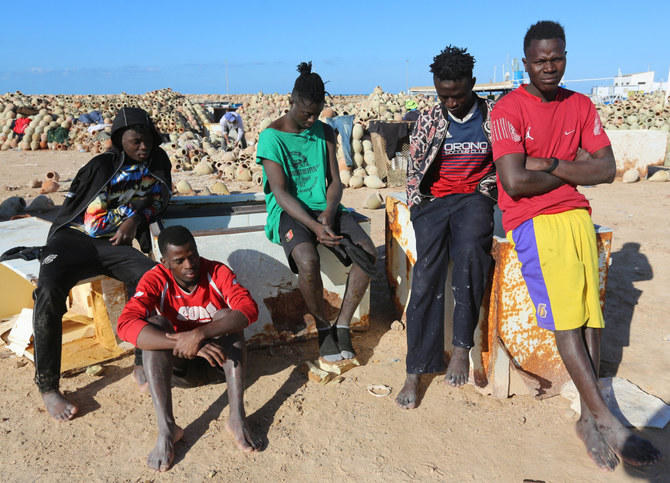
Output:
top-left (256, 61), bottom-right (376, 363)
top-left (491, 20), bottom-right (660, 470)
top-left (33, 107), bottom-right (171, 421)
top-left (117, 225), bottom-right (260, 471)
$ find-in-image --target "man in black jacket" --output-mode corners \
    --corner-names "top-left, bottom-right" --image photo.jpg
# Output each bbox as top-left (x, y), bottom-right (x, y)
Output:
top-left (33, 107), bottom-right (172, 421)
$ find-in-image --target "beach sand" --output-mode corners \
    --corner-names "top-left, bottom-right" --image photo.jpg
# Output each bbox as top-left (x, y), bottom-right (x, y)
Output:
top-left (0, 150), bottom-right (668, 481)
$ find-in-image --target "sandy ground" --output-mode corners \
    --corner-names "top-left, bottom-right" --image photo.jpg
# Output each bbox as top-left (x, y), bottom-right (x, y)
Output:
top-left (0, 150), bottom-right (668, 482)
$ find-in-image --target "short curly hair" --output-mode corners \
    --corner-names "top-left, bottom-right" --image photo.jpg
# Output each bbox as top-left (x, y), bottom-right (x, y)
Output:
top-left (158, 225), bottom-right (196, 256)
top-left (524, 21), bottom-right (565, 54)
top-left (429, 45), bottom-right (475, 81)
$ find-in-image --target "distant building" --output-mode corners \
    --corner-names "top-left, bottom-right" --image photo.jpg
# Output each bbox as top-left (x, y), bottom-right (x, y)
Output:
top-left (591, 70), bottom-right (670, 103)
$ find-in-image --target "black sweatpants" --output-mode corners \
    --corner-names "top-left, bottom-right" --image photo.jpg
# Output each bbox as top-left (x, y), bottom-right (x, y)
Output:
top-left (405, 193), bottom-right (494, 374)
top-left (32, 227), bottom-right (156, 393)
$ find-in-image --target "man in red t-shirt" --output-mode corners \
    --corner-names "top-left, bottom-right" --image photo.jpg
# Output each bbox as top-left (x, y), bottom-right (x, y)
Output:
top-left (491, 21), bottom-right (660, 470)
top-left (118, 226), bottom-right (260, 471)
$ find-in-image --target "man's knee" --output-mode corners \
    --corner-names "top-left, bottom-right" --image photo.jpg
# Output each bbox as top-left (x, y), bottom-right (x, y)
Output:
top-left (292, 246), bottom-right (320, 276)
top-left (219, 332), bottom-right (245, 365)
top-left (146, 314), bottom-right (174, 332)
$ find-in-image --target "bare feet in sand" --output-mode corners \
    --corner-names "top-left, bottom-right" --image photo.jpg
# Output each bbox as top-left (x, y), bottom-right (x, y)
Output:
top-left (598, 421), bottom-right (661, 467)
top-left (42, 390), bottom-right (78, 421)
top-left (445, 347), bottom-right (469, 387)
top-left (133, 365), bottom-right (150, 394)
top-left (226, 416), bottom-right (261, 452)
top-left (395, 373), bottom-right (419, 409)
top-left (576, 417), bottom-right (619, 471)
top-left (147, 425), bottom-right (184, 472)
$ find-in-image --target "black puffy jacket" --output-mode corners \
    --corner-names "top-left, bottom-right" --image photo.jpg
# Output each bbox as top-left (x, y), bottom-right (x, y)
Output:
top-left (48, 107), bottom-right (172, 253)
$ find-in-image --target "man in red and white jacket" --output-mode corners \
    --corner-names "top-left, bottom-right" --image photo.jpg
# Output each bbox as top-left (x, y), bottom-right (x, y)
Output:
top-left (117, 225), bottom-right (260, 471)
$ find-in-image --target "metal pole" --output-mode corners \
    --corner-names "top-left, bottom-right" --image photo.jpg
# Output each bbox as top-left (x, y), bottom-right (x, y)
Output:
top-left (405, 59), bottom-right (409, 94)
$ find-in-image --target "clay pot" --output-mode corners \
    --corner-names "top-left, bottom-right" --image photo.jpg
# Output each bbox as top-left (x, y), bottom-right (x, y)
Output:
top-left (40, 179), bottom-right (60, 194)
top-left (364, 175), bottom-right (385, 189)
top-left (46, 171), bottom-right (60, 182)
top-left (349, 175), bottom-right (364, 188)
top-left (175, 180), bottom-right (194, 195)
top-left (235, 166), bottom-right (252, 182)
top-left (340, 169), bottom-right (351, 186)
top-left (364, 192), bottom-right (384, 209)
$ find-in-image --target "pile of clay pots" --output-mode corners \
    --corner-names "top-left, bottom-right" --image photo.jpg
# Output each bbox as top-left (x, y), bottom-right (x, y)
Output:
top-left (597, 91), bottom-right (670, 131)
top-left (0, 88), bottom-right (207, 152)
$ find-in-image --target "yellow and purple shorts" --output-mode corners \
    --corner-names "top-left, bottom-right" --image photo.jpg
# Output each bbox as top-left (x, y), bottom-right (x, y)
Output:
top-left (506, 209), bottom-right (604, 331)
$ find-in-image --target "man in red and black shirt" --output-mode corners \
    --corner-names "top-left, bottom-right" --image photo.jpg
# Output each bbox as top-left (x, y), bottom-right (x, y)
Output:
top-left (396, 46), bottom-right (497, 409)
top-left (118, 226), bottom-right (260, 471)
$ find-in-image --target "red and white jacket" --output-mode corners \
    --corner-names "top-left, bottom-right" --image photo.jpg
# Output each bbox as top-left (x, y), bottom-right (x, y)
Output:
top-left (117, 257), bottom-right (258, 345)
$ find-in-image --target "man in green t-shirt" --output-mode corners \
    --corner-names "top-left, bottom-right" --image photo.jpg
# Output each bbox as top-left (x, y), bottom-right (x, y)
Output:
top-left (256, 62), bottom-right (376, 363)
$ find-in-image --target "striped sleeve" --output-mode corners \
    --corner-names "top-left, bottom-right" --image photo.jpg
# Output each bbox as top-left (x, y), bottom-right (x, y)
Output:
top-left (491, 101), bottom-right (525, 161)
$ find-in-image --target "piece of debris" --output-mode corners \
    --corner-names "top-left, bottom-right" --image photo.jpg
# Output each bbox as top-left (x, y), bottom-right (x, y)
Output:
top-left (648, 170), bottom-right (669, 182)
top-left (315, 357), bottom-right (359, 375)
top-left (305, 361), bottom-right (336, 384)
top-left (622, 168), bottom-right (640, 183)
top-left (367, 384), bottom-right (392, 397)
top-left (85, 365), bottom-right (104, 376)
top-left (561, 377), bottom-right (670, 428)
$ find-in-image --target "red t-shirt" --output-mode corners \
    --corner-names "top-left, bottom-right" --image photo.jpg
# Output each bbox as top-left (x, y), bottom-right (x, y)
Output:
top-left (117, 257), bottom-right (259, 345)
top-left (491, 86), bottom-right (610, 232)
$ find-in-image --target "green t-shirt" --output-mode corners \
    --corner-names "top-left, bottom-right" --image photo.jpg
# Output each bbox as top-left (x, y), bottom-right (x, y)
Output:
top-left (256, 120), bottom-right (336, 244)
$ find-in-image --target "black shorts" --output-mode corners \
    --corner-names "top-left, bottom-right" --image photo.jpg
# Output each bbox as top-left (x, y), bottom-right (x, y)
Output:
top-left (279, 209), bottom-right (370, 274)
top-left (171, 333), bottom-right (243, 388)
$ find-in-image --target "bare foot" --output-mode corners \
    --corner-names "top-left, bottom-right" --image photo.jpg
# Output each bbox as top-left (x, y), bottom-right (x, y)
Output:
top-left (42, 390), bottom-right (78, 421)
top-left (598, 421), bottom-right (661, 467)
top-left (226, 416), bottom-right (261, 452)
top-left (445, 347), bottom-right (470, 387)
top-left (395, 374), bottom-right (419, 409)
top-left (133, 365), bottom-right (150, 394)
top-left (576, 417), bottom-right (619, 471)
top-left (147, 425), bottom-right (184, 472)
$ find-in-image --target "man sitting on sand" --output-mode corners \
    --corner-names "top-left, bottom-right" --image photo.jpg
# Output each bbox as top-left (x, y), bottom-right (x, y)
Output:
top-left (117, 225), bottom-right (260, 471)
top-left (256, 61), bottom-right (376, 363)
top-left (491, 20), bottom-right (660, 470)
top-left (32, 107), bottom-right (171, 421)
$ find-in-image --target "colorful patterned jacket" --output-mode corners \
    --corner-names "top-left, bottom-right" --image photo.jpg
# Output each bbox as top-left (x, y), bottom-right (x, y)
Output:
top-left (406, 95), bottom-right (495, 208)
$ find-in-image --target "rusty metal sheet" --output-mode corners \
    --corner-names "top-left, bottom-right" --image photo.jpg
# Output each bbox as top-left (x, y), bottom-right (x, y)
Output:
top-left (385, 193), bottom-right (613, 395)
top-left (490, 227), bottom-right (612, 396)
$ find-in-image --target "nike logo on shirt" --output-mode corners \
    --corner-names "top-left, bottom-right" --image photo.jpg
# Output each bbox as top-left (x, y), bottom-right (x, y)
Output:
top-left (564, 130), bottom-right (575, 135)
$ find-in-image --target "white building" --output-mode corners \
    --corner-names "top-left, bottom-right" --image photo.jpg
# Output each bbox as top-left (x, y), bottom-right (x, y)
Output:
top-left (591, 69), bottom-right (670, 102)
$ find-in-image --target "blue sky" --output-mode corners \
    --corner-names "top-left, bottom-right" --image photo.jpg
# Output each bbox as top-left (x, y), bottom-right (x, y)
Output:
top-left (1, 0), bottom-right (668, 96)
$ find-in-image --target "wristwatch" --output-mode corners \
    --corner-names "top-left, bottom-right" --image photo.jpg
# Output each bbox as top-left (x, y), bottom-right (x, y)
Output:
top-left (545, 157), bottom-right (559, 173)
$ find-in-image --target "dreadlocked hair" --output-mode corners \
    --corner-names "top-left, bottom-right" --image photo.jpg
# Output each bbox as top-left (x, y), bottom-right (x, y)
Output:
top-left (292, 61), bottom-right (325, 104)
top-left (524, 21), bottom-right (565, 54)
top-left (429, 45), bottom-right (475, 81)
